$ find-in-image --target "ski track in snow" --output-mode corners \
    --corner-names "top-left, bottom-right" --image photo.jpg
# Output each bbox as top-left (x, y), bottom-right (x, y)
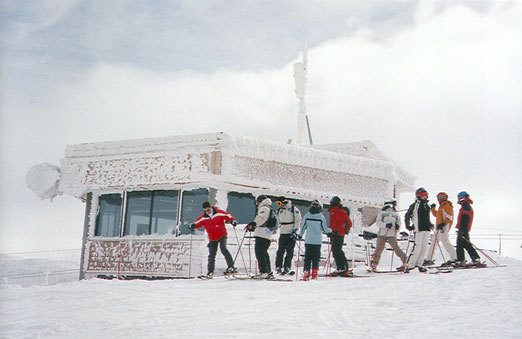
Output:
top-left (1, 262), bottom-right (521, 338)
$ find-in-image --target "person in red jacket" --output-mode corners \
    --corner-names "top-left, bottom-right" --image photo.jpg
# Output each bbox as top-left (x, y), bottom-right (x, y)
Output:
top-left (190, 201), bottom-right (238, 278)
top-left (455, 191), bottom-right (481, 266)
top-left (328, 196), bottom-right (352, 276)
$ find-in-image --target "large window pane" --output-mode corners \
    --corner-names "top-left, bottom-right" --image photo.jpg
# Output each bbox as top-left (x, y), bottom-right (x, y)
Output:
top-left (124, 191), bottom-right (152, 236)
top-left (95, 194), bottom-right (122, 237)
top-left (227, 192), bottom-right (255, 224)
top-left (151, 190), bottom-right (179, 235)
top-left (179, 188), bottom-right (209, 235)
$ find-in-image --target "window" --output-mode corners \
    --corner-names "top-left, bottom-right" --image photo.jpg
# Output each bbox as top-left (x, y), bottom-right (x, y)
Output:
top-left (124, 190), bottom-right (179, 236)
top-left (227, 192), bottom-right (256, 224)
top-left (151, 190), bottom-right (179, 235)
top-left (179, 188), bottom-right (209, 235)
top-left (95, 194), bottom-right (122, 237)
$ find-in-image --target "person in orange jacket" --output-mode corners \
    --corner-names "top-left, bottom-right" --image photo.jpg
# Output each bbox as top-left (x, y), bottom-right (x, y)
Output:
top-left (328, 196), bottom-right (352, 276)
top-left (424, 192), bottom-right (457, 266)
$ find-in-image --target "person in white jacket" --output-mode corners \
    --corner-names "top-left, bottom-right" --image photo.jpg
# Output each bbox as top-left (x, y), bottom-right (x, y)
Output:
top-left (245, 195), bottom-right (275, 279)
top-left (370, 204), bottom-right (407, 271)
top-left (275, 197), bottom-right (302, 275)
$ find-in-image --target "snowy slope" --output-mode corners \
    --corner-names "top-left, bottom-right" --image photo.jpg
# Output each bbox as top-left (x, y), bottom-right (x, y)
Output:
top-left (1, 257), bottom-right (521, 338)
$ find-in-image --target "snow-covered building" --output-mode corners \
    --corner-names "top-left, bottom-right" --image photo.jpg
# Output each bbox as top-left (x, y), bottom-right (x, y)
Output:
top-left (27, 132), bottom-right (415, 279)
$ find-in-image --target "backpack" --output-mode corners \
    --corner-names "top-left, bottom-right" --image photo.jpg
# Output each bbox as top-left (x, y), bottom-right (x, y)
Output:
top-left (263, 207), bottom-right (279, 232)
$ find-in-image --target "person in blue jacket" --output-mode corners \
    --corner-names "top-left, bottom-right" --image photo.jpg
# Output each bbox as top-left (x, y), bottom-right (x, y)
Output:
top-left (298, 200), bottom-right (331, 280)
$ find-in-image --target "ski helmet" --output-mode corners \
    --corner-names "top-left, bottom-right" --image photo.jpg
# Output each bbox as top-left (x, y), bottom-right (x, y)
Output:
top-left (275, 196), bottom-right (287, 206)
top-left (330, 196), bottom-right (341, 206)
top-left (415, 187), bottom-right (428, 199)
top-left (256, 195), bottom-right (267, 203)
top-left (457, 191), bottom-right (469, 203)
top-left (436, 192), bottom-right (448, 202)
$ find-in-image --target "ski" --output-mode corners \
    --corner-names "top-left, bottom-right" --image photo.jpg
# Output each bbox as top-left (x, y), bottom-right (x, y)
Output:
top-left (225, 275), bottom-right (293, 282)
top-left (429, 269), bottom-right (453, 274)
top-left (366, 269), bottom-right (402, 274)
top-left (318, 273), bottom-right (369, 278)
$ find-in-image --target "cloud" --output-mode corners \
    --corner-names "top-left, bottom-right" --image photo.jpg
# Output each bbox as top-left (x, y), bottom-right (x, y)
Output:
top-left (1, 1), bottom-right (521, 252)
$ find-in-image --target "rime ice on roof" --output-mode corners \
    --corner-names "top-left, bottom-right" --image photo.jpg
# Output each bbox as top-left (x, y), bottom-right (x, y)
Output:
top-left (45, 132), bottom-right (414, 207)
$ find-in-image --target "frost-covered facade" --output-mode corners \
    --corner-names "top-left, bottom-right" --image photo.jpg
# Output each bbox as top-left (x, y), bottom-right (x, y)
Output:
top-left (28, 132), bottom-right (415, 279)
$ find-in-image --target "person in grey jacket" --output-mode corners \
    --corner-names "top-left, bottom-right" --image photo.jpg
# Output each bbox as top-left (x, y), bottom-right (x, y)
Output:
top-left (275, 197), bottom-right (302, 275)
top-left (299, 200), bottom-right (331, 280)
top-left (245, 195), bottom-right (275, 279)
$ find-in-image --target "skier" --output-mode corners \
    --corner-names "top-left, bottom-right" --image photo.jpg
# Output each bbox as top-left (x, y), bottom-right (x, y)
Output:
top-left (298, 200), bottom-right (331, 280)
top-left (274, 196), bottom-right (302, 275)
top-left (455, 191), bottom-right (481, 266)
top-left (328, 196), bottom-right (352, 276)
top-left (423, 192), bottom-right (457, 266)
top-left (370, 203), bottom-right (407, 271)
top-left (190, 202), bottom-right (238, 278)
top-left (401, 188), bottom-right (433, 272)
top-left (245, 195), bottom-right (275, 278)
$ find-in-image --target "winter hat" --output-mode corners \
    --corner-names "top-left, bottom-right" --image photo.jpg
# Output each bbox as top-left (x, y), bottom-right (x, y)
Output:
top-left (202, 201), bottom-right (211, 209)
top-left (256, 195), bottom-right (267, 203)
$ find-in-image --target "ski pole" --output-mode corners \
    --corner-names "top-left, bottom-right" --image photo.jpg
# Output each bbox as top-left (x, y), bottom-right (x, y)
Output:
top-left (462, 236), bottom-right (500, 266)
top-left (428, 229), bottom-right (439, 262)
top-left (404, 231), bottom-right (414, 266)
top-left (188, 230), bottom-right (193, 278)
top-left (233, 229), bottom-right (248, 264)
top-left (295, 239), bottom-right (302, 281)
top-left (437, 239), bottom-right (446, 263)
top-left (390, 229), bottom-right (397, 271)
top-left (323, 241), bottom-right (332, 274)
top-left (233, 226), bottom-right (249, 275)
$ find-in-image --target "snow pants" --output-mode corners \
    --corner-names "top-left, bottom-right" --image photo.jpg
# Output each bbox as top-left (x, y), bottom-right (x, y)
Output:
top-left (406, 231), bottom-right (430, 268)
top-left (426, 226), bottom-right (457, 261)
top-left (207, 236), bottom-right (234, 274)
top-left (303, 244), bottom-right (321, 271)
top-left (372, 235), bottom-right (407, 266)
top-left (330, 234), bottom-right (348, 271)
top-left (255, 236), bottom-right (272, 273)
top-left (456, 232), bottom-right (480, 262)
top-left (275, 233), bottom-right (296, 270)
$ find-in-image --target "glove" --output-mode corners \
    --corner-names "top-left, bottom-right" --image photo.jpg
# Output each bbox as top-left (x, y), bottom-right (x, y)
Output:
top-left (430, 224), bottom-right (434, 230)
top-left (231, 220), bottom-right (237, 227)
top-left (430, 203), bottom-right (436, 209)
top-left (436, 223), bottom-right (445, 231)
top-left (188, 223), bottom-right (196, 230)
top-left (290, 232), bottom-right (298, 241)
top-left (386, 223), bottom-right (393, 229)
top-left (457, 230), bottom-right (463, 238)
top-left (297, 234), bottom-right (303, 240)
top-left (395, 224), bottom-right (400, 230)
top-left (244, 222), bottom-right (256, 232)
top-left (406, 225), bottom-right (414, 231)
top-left (326, 232), bottom-right (332, 238)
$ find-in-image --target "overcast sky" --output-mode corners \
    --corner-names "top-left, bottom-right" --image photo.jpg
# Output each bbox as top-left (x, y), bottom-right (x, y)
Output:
top-left (1, 1), bottom-right (521, 255)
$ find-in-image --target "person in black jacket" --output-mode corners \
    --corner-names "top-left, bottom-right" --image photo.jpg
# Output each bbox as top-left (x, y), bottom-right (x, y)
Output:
top-left (401, 187), bottom-right (433, 272)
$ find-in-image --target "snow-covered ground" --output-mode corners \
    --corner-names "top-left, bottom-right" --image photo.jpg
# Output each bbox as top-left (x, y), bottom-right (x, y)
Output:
top-left (1, 256), bottom-right (521, 338)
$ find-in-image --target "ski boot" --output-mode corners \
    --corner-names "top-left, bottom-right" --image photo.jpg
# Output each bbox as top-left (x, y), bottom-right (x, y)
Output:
top-left (224, 266), bottom-right (238, 275)
top-left (396, 264), bottom-right (407, 272)
top-left (198, 272), bottom-right (214, 279)
top-left (417, 266), bottom-right (428, 273)
top-left (338, 270), bottom-right (354, 277)
top-left (264, 272), bottom-right (275, 280)
top-left (311, 268), bottom-right (319, 280)
top-left (422, 259), bottom-right (435, 266)
top-left (368, 264), bottom-right (378, 272)
top-left (471, 259), bottom-right (486, 268)
top-left (276, 267), bottom-right (283, 274)
top-left (303, 271), bottom-right (311, 281)
top-left (441, 260), bottom-right (456, 267)
top-left (281, 268), bottom-right (289, 275)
